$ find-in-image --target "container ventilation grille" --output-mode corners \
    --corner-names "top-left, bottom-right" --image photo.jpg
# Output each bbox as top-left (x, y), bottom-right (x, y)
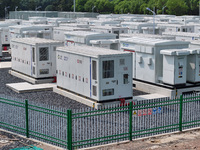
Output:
top-left (40, 69), bottom-right (49, 75)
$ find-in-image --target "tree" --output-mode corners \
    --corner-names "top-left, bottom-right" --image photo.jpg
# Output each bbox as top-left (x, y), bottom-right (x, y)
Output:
top-left (166, 0), bottom-right (189, 16)
top-left (84, 0), bottom-right (96, 12)
top-left (45, 5), bottom-right (53, 11)
top-left (95, 0), bottom-right (114, 13)
top-left (114, 0), bottom-right (131, 14)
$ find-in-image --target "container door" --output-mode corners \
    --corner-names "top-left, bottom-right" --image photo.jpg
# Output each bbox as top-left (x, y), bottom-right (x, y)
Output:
top-left (91, 59), bottom-right (98, 99)
top-left (101, 59), bottom-right (116, 100)
top-left (37, 46), bottom-right (52, 77)
top-left (117, 57), bottom-right (132, 98)
top-left (31, 47), bottom-right (36, 76)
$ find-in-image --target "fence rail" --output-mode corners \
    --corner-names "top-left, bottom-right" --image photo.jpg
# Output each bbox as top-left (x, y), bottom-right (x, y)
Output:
top-left (1, 94), bottom-right (200, 149)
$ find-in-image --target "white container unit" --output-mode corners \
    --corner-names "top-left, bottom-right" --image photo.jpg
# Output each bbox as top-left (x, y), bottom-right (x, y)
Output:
top-left (28, 17), bottom-right (47, 24)
top-left (121, 22), bottom-right (155, 34)
top-left (53, 26), bottom-right (91, 41)
top-left (0, 22), bottom-right (20, 49)
top-left (120, 37), bottom-right (190, 84)
top-left (11, 38), bottom-right (63, 79)
top-left (9, 25), bottom-right (53, 40)
top-left (59, 23), bottom-right (89, 28)
top-left (160, 49), bottom-right (189, 85)
top-left (47, 18), bottom-right (76, 26)
top-left (120, 33), bottom-right (175, 40)
top-left (90, 39), bottom-right (119, 50)
top-left (90, 26), bottom-right (128, 39)
top-left (56, 46), bottom-right (133, 102)
top-left (186, 48), bottom-right (200, 83)
top-left (64, 31), bottom-right (116, 46)
top-left (158, 24), bottom-right (194, 33)
top-left (162, 32), bottom-right (200, 41)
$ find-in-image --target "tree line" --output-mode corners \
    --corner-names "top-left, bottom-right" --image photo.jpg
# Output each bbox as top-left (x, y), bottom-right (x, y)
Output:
top-left (0, 0), bottom-right (199, 18)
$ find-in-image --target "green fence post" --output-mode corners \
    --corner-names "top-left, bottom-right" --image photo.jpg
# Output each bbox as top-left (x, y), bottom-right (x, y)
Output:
top-left (129, 102), bottom-right (133, 141)
top-left (25, 100), bottom-right (29, 138)
top-left (67, 110), bottom-right (72, 150)
top-left (179, 95), bottom-right (183, 132)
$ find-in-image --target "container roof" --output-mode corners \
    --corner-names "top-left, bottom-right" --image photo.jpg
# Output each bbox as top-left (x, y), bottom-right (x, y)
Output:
top-left (90, 25), bottom-right (127, 30)
top-left (64, 31), bottom-right (116, 37)
top-left (54, 26), bottom-right (88, 31)
top-left (163, 31), bottom-right (200, 37)
top-left (120, 37), bottom-right (190, 46)
top-left (57, 45), bottom-right (130, 58)
top-left (9, 24), bottom-right (53, 29)
top-left (160, 49), bottom-right (190, 56)
top-left (11, 37), bottom-right (63, 45)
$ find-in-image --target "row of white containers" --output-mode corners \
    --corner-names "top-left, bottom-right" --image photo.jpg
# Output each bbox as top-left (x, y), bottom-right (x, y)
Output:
top-left (11, 38), bottom-right (133, 102)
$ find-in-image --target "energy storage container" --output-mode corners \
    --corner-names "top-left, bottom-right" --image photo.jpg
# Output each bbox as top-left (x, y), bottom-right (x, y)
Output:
top-left (120, 37), bottom-right (190, 83)
top-left (9, 25), bottom-right (53, 39)
top-left (0, 22), bottom-right (20, 52)
top-left (186, 48), bottom-right (200, 83)
top-left (11, 38), bottom-right (63, 79)
top-left (28, 17), bottom-right (47, 24)
top-left (47, 18), bottom-right (76, 26)
top-left (64, 31), bottom-right (116, 46)
top-left (56, 46), bottom-right (133, 102)
top-left (90, 26), bottom-right (128, 39)
top-left (53, 26), bottom-right (91, 41)
top-left (160, 49), bottom-right (189, 85)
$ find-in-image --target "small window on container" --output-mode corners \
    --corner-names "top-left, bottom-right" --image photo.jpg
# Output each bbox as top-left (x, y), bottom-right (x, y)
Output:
top-left (39, 47), bottom-right (49, 61)
top-left (102, 60), bottom-right (114, 78)
top-left (120, 59), bottom-right (125, 65)
top-left (102, 89), bottom-right (114, 96)
top-left (123, 74), bottom-right (129, 84)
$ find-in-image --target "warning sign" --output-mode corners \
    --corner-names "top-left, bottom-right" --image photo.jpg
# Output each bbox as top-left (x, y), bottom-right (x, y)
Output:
top-left (138, 110), bottom-right (142, 116)
top-left (133, 111), bottom-right (137, 115)
top-left (148, 108), bottom-right (152, 115)
top-left (143, 109), bottom-right (147, 116)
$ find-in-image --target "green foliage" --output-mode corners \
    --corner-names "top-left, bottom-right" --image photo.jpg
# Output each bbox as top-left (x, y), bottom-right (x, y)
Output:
top-left (166, 0), bottom-right (189, 16)
top-left (1, 0), bottom-right (200, 19)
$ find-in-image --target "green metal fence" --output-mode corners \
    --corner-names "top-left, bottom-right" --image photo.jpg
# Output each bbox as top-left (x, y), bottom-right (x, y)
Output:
top-left (1, 94), bottom-right (200, 149)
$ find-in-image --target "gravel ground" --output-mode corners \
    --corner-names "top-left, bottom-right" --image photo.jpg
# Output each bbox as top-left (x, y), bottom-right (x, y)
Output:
top-left (0, 68), bottom-right (89, 109)
top-left (0, 66), bottom-right (148, 149)
top-left (0, 67), bottom-right (147, 109)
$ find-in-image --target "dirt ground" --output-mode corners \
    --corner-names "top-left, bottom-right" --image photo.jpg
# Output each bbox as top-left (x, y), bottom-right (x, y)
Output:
top-left (88, 129), bottom-right (200, 150)
top-left (0, 130), bottom-right (64, 150)
top-left (2, 128), bottom-right (200, 150)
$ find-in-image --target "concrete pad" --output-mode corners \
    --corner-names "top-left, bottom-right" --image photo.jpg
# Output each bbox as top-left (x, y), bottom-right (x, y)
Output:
top-left (0, 62), bottom-right (11, 68)
top-left (9, 70), bottom-right (55, 84)
top-left (54, 87), bottom-right (167, 108)
top-left (133, 93), bottom-right (168, 101)
top-left (6, 82), bottom-right (56, 93)
top-left (134, 80), bottom-right (200, 98)
top-left (134, 80), bottom-right (175, 97)
top-left (53, 87), bottom-right (102, 109)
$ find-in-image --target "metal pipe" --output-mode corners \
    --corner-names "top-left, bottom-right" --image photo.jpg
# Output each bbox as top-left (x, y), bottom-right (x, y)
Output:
top-left (162, 6), bottom-right (166, 14)
top-left (146, 7), bottom-right (156, 34)
top-left (74, 0), bottom-right (75, 12)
